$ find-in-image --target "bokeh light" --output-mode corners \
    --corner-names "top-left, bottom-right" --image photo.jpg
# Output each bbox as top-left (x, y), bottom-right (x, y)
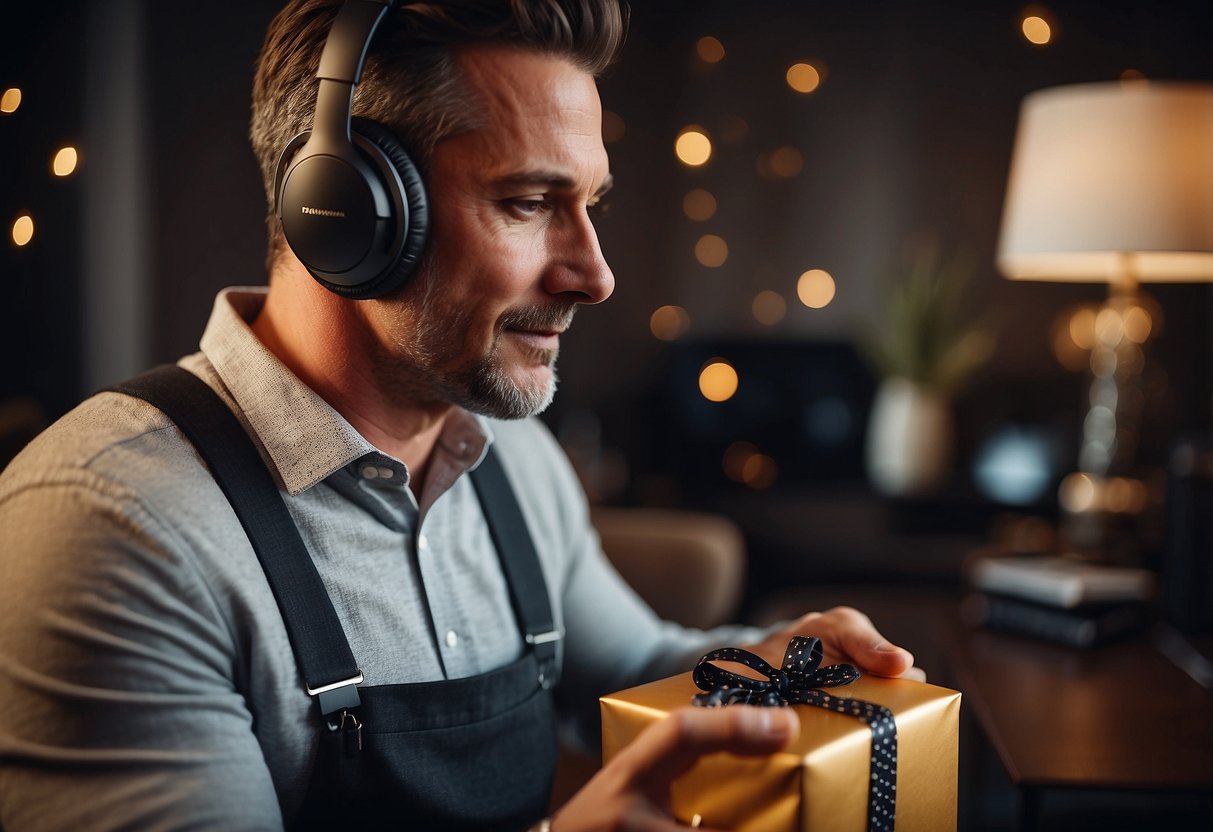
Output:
top-left (52, 146), bottom-right (78, 177)
top-left (0, 88), bottom-right (21, 114)
top-left (694, 234), bottom-right (729, 267)
top-left (769, 146), bottom-right (803, 178)
top-left (723, 441), bottom-right (758, 481)
top-left (675, 127), bottom-right (712, 167)
top-left (797, 269), bottom-right (836, 308)
top-left (602, 111), bottom-right (626, 144)
top-left (786, 62), bottom-right (821, 94)
top-left (741, 453), bottom-right (778, 489)
top-left (758, 146), bottom-right (805, 180)
top-left (752, 290), bottom-right (786, 325)
top-left (1122, 306), bottom-right (1152, 343)
top-left (11, 214), bottom-right (34, 246)
top-left (1022, 15), bottom-right (1051, 44)
top-left (1059, 472), bottom-right (1096, 513)
top-left (696, 36), bottom-right (725, 64)
top-left (649, 305), bottom-right (690, 341)
top-left (1068, 307), bottom-right (1096, 350)
top-left (682, 188), bottom-right (717, 221)
top-left (1094, 307), bottom-right (1125, 347)
top-left (699, 359), bottom-right (739, 402)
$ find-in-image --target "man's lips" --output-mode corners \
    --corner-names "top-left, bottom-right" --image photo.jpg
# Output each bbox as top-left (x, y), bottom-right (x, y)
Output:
top-left (504, 327), bottom-right (563, 350)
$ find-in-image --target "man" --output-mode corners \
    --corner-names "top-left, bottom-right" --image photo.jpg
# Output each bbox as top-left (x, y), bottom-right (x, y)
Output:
top-left (0, 1), bottom-right (919, 829)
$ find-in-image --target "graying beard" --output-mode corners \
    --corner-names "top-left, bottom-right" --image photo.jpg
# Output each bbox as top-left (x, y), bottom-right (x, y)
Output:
top-left (375, 258), bottom-right (563, 419)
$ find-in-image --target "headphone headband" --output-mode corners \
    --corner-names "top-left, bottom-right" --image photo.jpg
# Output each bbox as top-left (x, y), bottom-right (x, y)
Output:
top-left (275, 0), bottom-right (429, 300)
top-left (311, 0), bottom-right (397, 143)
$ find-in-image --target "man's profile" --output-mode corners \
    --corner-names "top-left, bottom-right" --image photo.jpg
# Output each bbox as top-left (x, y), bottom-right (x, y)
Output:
top-left (0, 2), bottom-right (918, 829)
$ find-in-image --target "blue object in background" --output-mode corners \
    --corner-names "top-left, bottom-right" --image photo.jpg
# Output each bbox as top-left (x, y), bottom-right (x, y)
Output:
top-left (973, 426), bottom-right (1059, 506)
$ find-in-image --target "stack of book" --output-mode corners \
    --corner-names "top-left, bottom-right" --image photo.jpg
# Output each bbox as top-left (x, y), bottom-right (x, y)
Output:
top-left (962, 555), bottom-right (1156, 648)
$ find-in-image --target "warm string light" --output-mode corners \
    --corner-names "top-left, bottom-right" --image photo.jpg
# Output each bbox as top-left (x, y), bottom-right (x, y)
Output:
top-left (1021, 15), bottom-right (1051, 44)
top-left (649, 305), bottom-right (690, 341)
top-left (723, 441), bottom-right (778, 489)
top-left (751, 290), bottom-right (786, 325)
top-left (52, 146), bottom-right (79, 177)
top-left (675, 126), bottom-right (712, 167)
top-left (682, 189), bottom-right (717, 221)
top-left (1019, 5), bottom-right (1056, 45)
top-left (797, 269), bottom-right (836, 308)
top-left (757, 146), bottom-right (804, 180)
top-left (695, 36), bottom-right (725, 64)
top-left (11, 214), bottom-right (34, 247)
top-left (786, 62), bottom-right (822, 94)
top-left (694, 234), bottom-right (728, 267)
top-left (0, 87), bottom-right (21, 114)
top-left (698, 359), bottom-right (739, 402)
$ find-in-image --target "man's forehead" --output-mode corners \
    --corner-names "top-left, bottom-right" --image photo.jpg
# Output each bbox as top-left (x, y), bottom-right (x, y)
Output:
top-left (455, 43), bottom-right (601, 122)
top-left (440, 44), bottom-right (610, 191)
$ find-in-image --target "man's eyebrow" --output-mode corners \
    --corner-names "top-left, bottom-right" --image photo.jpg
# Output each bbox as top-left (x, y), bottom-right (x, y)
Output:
top-left (494, 171), bottom-right (614, 198)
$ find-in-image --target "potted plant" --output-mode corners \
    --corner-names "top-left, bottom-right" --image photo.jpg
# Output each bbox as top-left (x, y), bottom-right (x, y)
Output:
top-left (858, 243), bottom-right (995, 495)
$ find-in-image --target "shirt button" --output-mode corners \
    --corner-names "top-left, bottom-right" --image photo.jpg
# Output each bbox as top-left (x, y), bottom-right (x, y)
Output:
top-left (377, 466), bottom-right (394, 479)
top-left (360, 465), bottom-right (379, 480)
top-left (445, 629), bottom-right (459, 648)
top-left (418, 534), bottom-right (429, 551)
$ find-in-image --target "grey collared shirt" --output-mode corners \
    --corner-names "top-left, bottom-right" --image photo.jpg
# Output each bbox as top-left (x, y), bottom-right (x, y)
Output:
top-left (0, 288), bottom-right (763, 830)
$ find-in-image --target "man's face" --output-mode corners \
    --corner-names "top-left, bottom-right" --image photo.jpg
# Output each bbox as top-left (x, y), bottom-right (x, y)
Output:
top-left (367, 45), bottom-right (615, 419)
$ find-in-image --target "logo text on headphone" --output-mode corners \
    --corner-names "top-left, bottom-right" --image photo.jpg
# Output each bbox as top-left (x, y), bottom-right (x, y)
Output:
top-left (301, 206), bottom-right (347, 218)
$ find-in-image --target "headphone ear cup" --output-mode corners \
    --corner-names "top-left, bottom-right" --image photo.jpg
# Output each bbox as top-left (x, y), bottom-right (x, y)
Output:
top-left (346, 117), bottom-right (431, 299)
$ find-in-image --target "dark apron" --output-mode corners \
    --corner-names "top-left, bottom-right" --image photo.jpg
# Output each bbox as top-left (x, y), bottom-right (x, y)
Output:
top-left (113, 366), bottom-right (560, 831)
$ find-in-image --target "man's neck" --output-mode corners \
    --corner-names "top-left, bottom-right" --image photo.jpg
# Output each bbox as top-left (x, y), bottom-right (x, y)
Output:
top-left (250, 276), bottom-right (449, 494)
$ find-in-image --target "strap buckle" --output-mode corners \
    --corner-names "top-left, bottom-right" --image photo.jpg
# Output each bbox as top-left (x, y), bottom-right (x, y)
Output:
top-left (525, 628), bottom-right (564, 646)
top-left (525, 629), bottom-right (563, 690)
top-left (307, 670), bottom-right (364, 715)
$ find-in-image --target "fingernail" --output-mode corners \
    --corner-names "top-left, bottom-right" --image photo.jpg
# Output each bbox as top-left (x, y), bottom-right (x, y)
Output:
top-left (747, 708), bottom-right (792, 738)
top-left (875, 642), bottom-right (901, 653)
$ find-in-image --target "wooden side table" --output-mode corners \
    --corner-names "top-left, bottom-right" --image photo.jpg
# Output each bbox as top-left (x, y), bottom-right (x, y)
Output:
top-left (942, 619), bottom-right (1213, 830)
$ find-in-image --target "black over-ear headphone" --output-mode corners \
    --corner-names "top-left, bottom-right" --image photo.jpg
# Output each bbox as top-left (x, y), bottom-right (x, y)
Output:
top-left (274, 0), bottom-right (429, 300)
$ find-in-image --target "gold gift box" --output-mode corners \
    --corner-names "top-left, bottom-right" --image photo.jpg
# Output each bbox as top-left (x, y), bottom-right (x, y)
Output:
top-left (601, 672), bottom-right (960, 831)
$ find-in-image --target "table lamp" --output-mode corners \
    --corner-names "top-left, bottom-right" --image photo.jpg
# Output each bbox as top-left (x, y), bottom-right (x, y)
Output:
top-left (996, 80), bottom-right (1213, 556)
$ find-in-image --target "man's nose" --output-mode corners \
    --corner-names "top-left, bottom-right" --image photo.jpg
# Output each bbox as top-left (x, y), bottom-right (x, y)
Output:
top-left (543, 210), bottom-right (615, 304)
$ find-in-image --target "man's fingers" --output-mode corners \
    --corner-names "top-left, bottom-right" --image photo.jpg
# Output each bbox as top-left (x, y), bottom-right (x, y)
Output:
top-left (808, 606), bottom-right (914, 678)
top-left (615, 707), bottom-right (799, 793)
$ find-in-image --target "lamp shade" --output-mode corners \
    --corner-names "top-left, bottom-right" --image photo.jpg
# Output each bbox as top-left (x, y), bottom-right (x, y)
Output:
top-left (997, 81), bottom-right (1213, 283)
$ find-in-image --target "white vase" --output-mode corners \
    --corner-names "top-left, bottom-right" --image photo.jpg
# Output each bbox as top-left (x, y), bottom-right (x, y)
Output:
top-left (865, 377), bottom-right (954, 496)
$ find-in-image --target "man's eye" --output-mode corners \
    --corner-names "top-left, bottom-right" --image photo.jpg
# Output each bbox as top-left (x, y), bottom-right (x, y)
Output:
top-left (507, 198), bottom-right (548, 217)
top-left (588, 199), bottom-right (611, 219)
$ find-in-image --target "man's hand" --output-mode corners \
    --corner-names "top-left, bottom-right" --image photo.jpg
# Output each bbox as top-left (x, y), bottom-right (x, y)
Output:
top-left (550, 706), bottom-right (800, 832)
top-left (750, 606), bottom-right (926, 681)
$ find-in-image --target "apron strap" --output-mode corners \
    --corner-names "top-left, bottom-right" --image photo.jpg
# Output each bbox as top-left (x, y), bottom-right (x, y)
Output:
top-left (109, 364), bottom-right (560, 704)
top-left (108, 365), bottom-right (363, 717)
top-left (469, 448), bottom-right (562, 690)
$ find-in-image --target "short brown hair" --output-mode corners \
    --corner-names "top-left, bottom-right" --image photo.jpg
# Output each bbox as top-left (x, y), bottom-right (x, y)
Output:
top-left (250, 0), bottom-right (629, 271)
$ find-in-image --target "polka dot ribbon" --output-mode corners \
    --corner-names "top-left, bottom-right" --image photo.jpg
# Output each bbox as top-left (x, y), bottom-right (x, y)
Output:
top-left (692, 636), bottom-right (898, 832)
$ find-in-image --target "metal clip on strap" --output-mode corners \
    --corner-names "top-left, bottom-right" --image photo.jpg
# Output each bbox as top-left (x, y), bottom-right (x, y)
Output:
top-left (524, 628), bottom-right (563, 646)
top-left (308, 670), bottom-right (365, 715)
top-left (526, 629), bottom-right (562, 690)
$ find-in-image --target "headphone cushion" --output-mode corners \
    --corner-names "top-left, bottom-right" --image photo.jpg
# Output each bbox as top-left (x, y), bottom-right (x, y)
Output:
top-left (348, 117), bottom-right (431, 298)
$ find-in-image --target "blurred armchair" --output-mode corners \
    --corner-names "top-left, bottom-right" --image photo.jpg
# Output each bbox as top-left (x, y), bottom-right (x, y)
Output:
top-left (590, 506), bottom-right (746, 629)
top-left (549, 505), bottom-right (748, 810)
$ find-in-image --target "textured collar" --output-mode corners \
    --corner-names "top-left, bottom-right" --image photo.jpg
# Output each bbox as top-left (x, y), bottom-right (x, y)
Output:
top-left (198, 287), bottom-right (490, 496)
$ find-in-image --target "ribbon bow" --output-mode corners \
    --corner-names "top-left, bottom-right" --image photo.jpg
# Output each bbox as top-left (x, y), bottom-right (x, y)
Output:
top-left (691, 635), bottom-right (860, 707)
top-left (691, 636), bottom-right (898, 832)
